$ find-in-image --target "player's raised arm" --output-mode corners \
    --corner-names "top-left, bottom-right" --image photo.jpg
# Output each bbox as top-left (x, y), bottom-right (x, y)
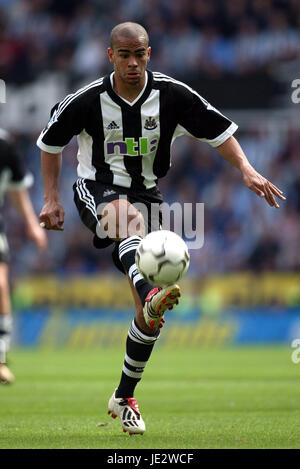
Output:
top-left (216, 135), bottom-right (286, 208)
top-left (39, 150), bottom-right (64, 230)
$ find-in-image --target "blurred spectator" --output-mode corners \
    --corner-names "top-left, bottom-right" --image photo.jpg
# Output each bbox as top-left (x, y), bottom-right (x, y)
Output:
top-left (1, 0), bottom-right (300, 83)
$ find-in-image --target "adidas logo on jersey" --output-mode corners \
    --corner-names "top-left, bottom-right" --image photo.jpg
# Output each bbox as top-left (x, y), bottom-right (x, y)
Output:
top-left (107, 121), bottom-right (120, 130)
top-left (103, 188), bottom-right (117, 197)
top-left (144, 117), bottom-right (157, 130)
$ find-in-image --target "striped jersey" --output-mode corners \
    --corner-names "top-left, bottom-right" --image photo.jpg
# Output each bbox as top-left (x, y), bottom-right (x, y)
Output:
top-left (0, 129), bottom-right (33, 231)
top-left (0, 129), bottom-right (33, 205)
top-left (37, 71), bottom-right (238, 192)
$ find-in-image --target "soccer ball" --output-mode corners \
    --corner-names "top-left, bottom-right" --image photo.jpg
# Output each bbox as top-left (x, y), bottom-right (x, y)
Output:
top-left (135, 230), bottom-right (190, 287)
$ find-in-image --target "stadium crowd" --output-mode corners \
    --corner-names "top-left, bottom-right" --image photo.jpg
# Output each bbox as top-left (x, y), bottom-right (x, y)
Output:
top-left (1, 0), bottom-right (300, 83)
top-left (0, 0), bottom-right (299, 277)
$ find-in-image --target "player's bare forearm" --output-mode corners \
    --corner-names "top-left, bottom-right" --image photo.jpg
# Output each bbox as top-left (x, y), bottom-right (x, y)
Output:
top-left (8, 189), bottom-right (37, 222)
top-left (40, 151), bottom-right (65, 230)
top-left (41, 151), bottom-right (62, 201)
top-left (216, 136), bottom-right (249, 170)
top-left (216, 136), bottom-right (286, 208)
top-left (8, 189), bottom-right (48, 251)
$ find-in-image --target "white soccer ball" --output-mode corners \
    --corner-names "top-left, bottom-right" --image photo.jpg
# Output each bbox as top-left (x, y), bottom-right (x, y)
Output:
top-left (135, 230), bottom-right (190, 287)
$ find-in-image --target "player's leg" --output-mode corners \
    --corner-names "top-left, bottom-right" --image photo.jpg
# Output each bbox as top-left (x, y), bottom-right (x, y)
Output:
top-left (108, 274), bottom-right (179, 434)
top-left (100, 198), bottom-right (155, 303)
top-left (101, 199), bottom-right (181, 328)
top-left (73, 181), bottom-right (180, 433)
top-left (0, 262), bottom-right (14, 384)
top-left (116, 275), bottom-right (158, 394)
top-left (108, 275), bottom-right (157, 434)
top-left (74, 180), bottom-right (181, 327)
top-left (73, 182), bottom-right (148, 433)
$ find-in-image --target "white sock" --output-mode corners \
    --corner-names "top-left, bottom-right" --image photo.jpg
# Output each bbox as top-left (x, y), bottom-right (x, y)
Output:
top-left (0, 315), bottom-right (12, 362)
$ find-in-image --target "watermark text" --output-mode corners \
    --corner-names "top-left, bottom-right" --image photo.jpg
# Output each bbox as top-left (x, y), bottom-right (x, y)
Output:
top-left (291, 79), bottom-right (300, 104)
top-left (95, 197), bottom-right (204, 250)
top-left (291, 339), bottom-right (300, 364)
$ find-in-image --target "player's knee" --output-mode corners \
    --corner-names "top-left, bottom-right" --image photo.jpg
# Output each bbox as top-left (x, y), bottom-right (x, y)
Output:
top-left (126, 207), bottom-right (145, 239)
top-left (100, 199), bottom-right (145, 240)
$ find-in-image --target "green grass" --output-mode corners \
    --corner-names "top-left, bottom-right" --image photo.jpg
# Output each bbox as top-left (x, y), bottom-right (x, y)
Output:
top-left (0, 345), bottom-right (299, 449)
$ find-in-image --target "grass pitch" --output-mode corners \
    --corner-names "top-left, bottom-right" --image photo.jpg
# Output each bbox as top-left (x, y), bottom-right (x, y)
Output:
top-left (0, 345), bottom-right (299, 449)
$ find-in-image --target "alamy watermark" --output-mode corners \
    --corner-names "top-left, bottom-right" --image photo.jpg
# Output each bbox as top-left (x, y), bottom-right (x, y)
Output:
top-left (0, 79), bottom-right (6, 104)
top-left (95, 196), bottom-right (204, 250)
top-left (291, 339), bottom-right (300, 364)
top-left (291, 79), bottom-right (300, 104)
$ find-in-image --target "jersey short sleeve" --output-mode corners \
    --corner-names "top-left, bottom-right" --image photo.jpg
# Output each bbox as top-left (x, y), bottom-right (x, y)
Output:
top-left (0, 136), bottom-right (33, 191)
top-left (173, 83), bottom-right (238, 147)
top-left (37, 91), bottom-right (86, 154)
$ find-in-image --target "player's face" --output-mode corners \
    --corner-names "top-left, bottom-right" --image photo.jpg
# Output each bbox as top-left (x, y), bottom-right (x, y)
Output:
top-left (108, 36), bottom-right (151, 87)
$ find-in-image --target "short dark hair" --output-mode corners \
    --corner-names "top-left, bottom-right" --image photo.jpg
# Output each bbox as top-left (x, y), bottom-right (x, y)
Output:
top-left (110, 22), bottom-right (149, 49)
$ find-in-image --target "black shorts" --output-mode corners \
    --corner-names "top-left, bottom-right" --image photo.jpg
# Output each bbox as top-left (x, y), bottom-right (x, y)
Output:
top-left (73, 178), bottom-right (163, 273)
top-left (0, 232), bottom-right (9, 264)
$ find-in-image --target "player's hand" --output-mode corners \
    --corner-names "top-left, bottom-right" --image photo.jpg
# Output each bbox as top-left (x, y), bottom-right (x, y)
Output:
top-left (26, 222), bottom-right (48, 251)
top-left (39, 200), bottom-right (65, 231)
top-left (241, 163), bottom-right (286, 208)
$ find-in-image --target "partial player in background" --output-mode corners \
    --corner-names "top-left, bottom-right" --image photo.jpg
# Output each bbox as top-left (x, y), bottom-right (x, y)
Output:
top-left (37, 23), bottom-right (285, 434)
top-left (0, 129), bottom-right (48, 384)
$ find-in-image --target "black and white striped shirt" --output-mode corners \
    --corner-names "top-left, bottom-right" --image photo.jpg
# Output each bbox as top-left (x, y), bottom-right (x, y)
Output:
top-left (37, 71), bottom-right (238, 192)
top-left (0, 129), bottom-right (33, 231)
top-left (0, 129), bottom-right (33, 205)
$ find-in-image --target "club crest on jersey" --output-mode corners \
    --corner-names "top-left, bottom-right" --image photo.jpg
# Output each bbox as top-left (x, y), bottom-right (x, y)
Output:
top-left (144, 117), bottom-right (157, 130)
top-left (106, 137), bottom-right (158, 156)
